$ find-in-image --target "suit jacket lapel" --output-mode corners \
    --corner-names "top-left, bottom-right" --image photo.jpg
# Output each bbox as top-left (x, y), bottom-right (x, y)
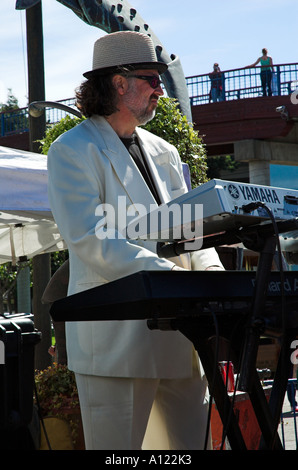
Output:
top-left (89, 116), bottom-right (171, 210)
top-left (90, 117), bottom-right (158, 209)
top-left (135, 128), bottom-right (171, 204)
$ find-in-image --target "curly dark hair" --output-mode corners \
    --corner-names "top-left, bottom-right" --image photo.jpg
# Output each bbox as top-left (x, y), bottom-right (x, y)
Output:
top-left (75, 66), bottom-right (136, 117)
top-left (75, 74), bottom-right (118, 117)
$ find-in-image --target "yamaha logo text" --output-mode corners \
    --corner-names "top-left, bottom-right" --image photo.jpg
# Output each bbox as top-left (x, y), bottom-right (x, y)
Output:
top-left (228, 183), bottom-right (280, 204)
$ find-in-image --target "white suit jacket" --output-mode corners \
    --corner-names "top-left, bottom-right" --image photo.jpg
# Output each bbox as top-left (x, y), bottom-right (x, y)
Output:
top-left (47, 115), bottom-right (223, 378)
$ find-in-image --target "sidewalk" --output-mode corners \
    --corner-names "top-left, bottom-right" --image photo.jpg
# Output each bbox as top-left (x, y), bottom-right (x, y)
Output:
top-left (278, 398), bottom-right (298, 450)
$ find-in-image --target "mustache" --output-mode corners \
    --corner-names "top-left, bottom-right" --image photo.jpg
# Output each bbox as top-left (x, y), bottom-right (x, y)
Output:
top-left (150, 93), bottom-right (159, 101)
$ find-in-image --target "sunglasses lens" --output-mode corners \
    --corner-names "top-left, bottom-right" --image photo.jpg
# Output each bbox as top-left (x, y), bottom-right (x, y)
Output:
top-left (150, 77), bottom-right (160, 88)
top-left (129, 75), bottom-right (161, 89)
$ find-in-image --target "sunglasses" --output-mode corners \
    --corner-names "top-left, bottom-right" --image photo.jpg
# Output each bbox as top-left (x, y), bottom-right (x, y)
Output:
top-left (129, 75), bottom-right (162, 89)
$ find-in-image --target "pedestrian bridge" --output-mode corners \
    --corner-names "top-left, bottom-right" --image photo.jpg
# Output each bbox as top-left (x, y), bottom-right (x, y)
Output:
top-left (187, 62), bottom-right (298, 105)
top-left (186, 63), bottom-right (298, 186)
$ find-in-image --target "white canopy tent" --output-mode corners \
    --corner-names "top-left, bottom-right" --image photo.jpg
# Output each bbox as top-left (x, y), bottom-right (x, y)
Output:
top-left (0, 146), bottom-right (65, 265)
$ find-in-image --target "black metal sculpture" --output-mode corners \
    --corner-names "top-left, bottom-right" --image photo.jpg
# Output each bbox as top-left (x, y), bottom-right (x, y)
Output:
top-left (16, 0), bottom-right (192, 121)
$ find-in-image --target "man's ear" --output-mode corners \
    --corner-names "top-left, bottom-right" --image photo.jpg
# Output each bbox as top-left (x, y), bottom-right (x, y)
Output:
top-left (112, 74), bottom-right (128, 95)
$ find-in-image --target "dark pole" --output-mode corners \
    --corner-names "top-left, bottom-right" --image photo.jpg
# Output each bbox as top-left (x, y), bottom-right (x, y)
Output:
top-left (26, 1), bottom-right (46, 153)
top-left (26, 1), bottom-right (51, 370)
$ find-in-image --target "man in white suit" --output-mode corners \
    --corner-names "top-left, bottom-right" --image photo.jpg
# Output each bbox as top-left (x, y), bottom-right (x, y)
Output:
top-left (47, 31), bottom-right (224, 450)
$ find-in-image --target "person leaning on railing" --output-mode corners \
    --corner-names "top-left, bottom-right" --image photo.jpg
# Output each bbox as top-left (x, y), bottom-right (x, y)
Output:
top-left (208, 63), bottom-right (224, 102)
top-left (246, 48), bottom-right (274, 97)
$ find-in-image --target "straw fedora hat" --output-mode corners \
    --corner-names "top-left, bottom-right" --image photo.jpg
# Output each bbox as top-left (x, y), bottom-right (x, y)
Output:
top-left (83, 31), bottom-right (168, 78)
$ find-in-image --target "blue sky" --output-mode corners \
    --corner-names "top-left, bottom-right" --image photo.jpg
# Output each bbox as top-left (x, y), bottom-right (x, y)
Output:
top-left (0, 0), bottom-right (297, 108)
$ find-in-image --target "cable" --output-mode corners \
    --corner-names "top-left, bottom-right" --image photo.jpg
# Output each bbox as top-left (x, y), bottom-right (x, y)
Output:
top-left (204, 309), bottom-right (244, 450)
top-left (33, 380), bottom-right (52, 450)
top-left (219, 317), bottom-right (246, 449)
top-left (242, 201), bottom-right (286, 336)
top-left (203, 309), bottom-right (219, 450)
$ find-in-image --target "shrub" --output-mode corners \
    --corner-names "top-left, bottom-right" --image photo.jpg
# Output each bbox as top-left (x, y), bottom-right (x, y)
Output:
top-left (143, 97), bottom-right (208, 187)
top-left (34, 363), bottom-right (79, 416)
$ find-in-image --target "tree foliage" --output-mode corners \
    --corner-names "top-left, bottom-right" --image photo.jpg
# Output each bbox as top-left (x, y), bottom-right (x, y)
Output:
top-left (0, 264), bottom-right (18, 314)
top-left (0, 89), bottom-right (28, 136)
top-left (143, 98), bottom-right (208, 187)
top-left (40, 115), bottom-right (83, 155)
top-left (207, 155), bottom-right (240, 180)
top-left (0, 88), bottom-right (19, 111)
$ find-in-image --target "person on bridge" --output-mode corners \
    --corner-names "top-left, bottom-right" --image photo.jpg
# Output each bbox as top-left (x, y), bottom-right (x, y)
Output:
top-left (47, 31), bottom-right (224, 450)
top-left (209, 63), bottom-right (224, 102)
top-left (247, 48), bottom-right (274, 97)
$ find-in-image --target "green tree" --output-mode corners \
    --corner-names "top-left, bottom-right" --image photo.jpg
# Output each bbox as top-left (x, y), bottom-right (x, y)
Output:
top-left (0, 263), bottom-right (23, 314)
top-left (207, 155), bottom-right (240, 180)
top-left (40, 115), bottom-right (83, 155)
top-left (143, 98), bottom-right (208, 187)
top-left (0, 88), bottom-right (28, 135)
top-left (0, 88), bottom-right (19, 111)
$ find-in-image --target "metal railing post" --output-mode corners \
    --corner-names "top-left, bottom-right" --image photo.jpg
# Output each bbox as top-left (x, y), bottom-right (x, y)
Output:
top-left (276, 65), bottom-right (281, 96)
top-left (0, 113), bottom-right (4, 137)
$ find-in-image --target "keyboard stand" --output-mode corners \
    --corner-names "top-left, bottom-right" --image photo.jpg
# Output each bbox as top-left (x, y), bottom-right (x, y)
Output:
top-left (153, 227), bottom-right (297, 450)
top-left (148, 292), bottom-right (296, 450)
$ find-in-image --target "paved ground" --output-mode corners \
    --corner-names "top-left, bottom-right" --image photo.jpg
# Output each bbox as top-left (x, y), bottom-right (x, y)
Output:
top-left (278, 398), bottom-right (298, 450)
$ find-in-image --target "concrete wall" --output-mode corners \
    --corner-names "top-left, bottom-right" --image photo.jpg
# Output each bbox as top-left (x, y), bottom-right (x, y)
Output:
top-left (234, 123), bottom-right (298, 184)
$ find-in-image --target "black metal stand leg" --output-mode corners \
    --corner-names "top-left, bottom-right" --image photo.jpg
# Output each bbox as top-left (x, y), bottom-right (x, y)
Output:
top-left (172, 317), bottom-right (290, 450)
top-left (238, 236), bottom-right (277, 392)
top-left (258, 332), bottom-right (294, 449)
top-left (248, 369), bottom-right (284, 449)
top-left (229, 336), bottom-right (284, 450)
top-left (179, 329), bottom-right (247, 450)
top-left (149, 316), bottom-right (248, 449)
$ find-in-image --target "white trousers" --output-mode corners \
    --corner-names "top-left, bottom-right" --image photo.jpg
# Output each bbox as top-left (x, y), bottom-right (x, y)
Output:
top-left (75, 358), bottom-right (211, 450)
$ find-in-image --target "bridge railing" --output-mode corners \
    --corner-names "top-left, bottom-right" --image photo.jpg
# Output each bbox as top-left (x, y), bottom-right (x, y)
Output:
top-left (187, 62), bottom-right (298, 105)
top-left (1, 63), bottom-right (298, 138)
top-left (0, 97), bottom-right (77, 138)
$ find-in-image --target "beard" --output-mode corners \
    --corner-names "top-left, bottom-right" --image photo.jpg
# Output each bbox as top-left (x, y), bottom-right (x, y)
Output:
top-left (135, 106), bottom-right (156, 126)
top-left (123, 82), bottom-right (158, 125)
